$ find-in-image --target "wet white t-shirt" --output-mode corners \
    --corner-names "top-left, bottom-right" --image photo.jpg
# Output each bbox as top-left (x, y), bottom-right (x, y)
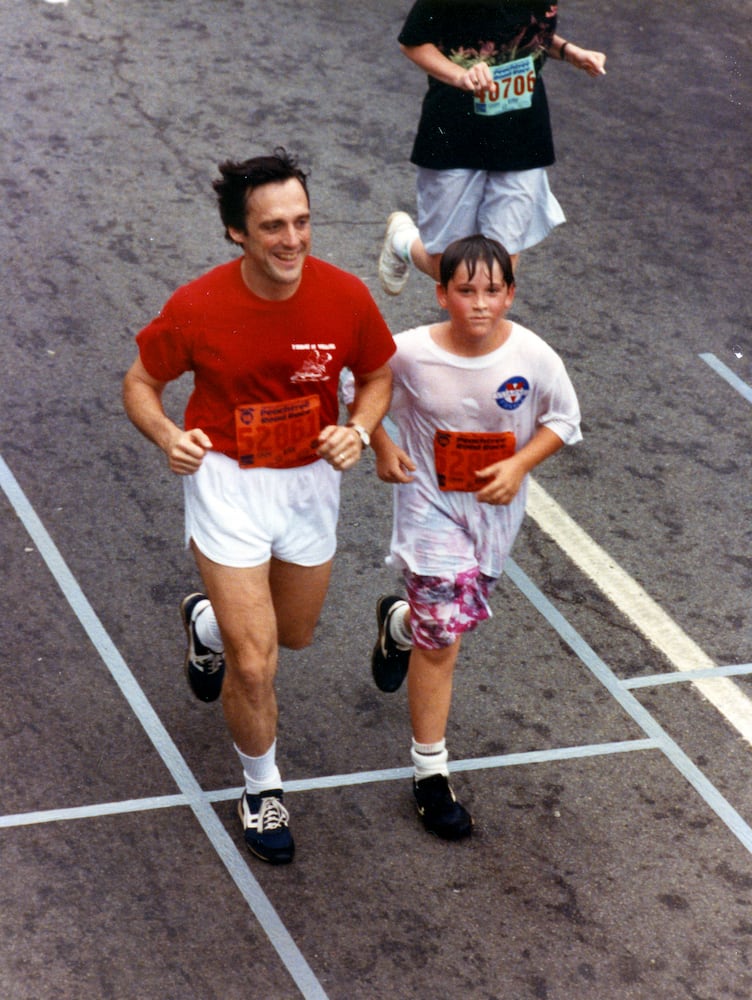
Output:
top-left (387, 322), bottom-right (581, 578)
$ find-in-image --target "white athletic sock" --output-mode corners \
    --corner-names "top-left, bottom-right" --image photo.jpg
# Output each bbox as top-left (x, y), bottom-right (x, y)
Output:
top-left (392, 218), bottom-right (419, 264)
top-left (235, 741), bottom-right (282, 796)
top-left (411, 738), bottom-right (449, 781)
top-left (388, 601), bottom-right (412, 649)
top-left (193, 601), bottom-right (224, 652)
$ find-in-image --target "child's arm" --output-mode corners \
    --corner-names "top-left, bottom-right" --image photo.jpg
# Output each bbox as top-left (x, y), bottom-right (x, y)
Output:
top-left (371, 424), bottom-right (417, 484)
top-left (549, 35), bottom-right (607, 77)
top-left (400, 43), bottom-right (493, 92)
top-left (474, 426), bottom-right (564, 505)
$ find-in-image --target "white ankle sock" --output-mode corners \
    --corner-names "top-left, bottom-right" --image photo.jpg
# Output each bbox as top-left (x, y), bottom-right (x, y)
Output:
top-left (411, 738), bottom-right (449, 781)
top-left (388, 601), bottom-right (412, 649)
top-left (235, 741), bottom-right (282, 795)
top-left (392, 220), bottom-right (419, 264)
top-left (194, 602), bottom-right (224, 652)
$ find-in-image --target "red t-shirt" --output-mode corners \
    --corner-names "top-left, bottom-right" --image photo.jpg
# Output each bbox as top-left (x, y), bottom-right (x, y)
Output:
top-left (136, 256), bottom-right (395, 462)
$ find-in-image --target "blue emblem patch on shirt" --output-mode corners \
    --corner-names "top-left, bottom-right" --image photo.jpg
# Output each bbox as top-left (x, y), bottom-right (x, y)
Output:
top-left (495, 376), bottom-right (530, 411)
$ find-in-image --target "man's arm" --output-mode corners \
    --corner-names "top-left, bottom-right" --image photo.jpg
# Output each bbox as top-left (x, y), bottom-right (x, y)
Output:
top-left (349, 363), bottom-right (393, 438)
top-left (317, 363), bottom-right (392, 470)
top-left (122, 357), bottom-right (212, 475)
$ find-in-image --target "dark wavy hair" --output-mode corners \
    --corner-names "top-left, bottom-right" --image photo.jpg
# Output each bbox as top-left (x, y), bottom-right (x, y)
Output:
top-left (439, 234), bottom-right (515, 288)
top-left (212, 147), bottom-right (310, 243)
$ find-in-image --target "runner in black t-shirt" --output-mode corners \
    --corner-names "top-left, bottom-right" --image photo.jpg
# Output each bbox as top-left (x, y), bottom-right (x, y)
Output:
top-left (378, 0), bottom-right (606, 294)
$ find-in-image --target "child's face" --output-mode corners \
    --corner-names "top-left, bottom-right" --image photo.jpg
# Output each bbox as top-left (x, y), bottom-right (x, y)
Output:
top-left (437, 260), bottom-right (515, 349)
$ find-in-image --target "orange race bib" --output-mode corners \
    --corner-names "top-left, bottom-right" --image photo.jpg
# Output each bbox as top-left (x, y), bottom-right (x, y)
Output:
top-left (235, 395), bottom-right (321, 469)
top-left (434, 429), bottom-right (516, 492)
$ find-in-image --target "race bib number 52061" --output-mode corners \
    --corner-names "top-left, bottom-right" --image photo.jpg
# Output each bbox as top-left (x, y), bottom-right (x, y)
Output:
top-left (474, 55), bottom-right (536, 117)
top-left (434, 429), bottom-right (516, 492)
top-left (235, 395), bottom-right (321, 469)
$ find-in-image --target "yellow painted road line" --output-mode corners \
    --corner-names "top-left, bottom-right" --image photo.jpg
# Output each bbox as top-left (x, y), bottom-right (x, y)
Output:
top-left (526, 478), bottom-right (752, 747)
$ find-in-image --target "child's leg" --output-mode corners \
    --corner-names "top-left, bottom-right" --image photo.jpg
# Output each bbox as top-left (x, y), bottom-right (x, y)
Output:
top-left (407, 638), bottom-right (462, 746)
top-left (408, 636), bottom-right (472, 841)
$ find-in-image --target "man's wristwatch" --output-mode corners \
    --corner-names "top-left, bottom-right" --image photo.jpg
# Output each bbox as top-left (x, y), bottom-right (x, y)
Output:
top-left (346, 422), bottom-right (370, 448)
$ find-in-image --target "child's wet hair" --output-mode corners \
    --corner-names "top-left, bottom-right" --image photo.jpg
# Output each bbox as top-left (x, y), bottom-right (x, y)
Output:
top-left (439, 234), bottom-right (515, 288)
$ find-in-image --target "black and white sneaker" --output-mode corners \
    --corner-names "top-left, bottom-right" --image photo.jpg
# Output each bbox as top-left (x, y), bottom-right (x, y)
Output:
top-left (371, 595), bottom-right (411, 693)
top-left (238, 790), bottom-right (295, 865)
top-left (180, 593), bottom-right (225, 703)
top-left (413, 774), bottom-right (473, 841)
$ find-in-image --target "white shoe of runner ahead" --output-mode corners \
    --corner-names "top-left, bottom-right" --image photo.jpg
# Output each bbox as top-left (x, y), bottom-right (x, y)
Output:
top-left (378, 211), bottom-right (415, 295)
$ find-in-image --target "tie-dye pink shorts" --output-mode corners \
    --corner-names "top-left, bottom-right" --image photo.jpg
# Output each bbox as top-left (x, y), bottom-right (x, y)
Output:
top-left (404, 566), bottom-right (498, 650)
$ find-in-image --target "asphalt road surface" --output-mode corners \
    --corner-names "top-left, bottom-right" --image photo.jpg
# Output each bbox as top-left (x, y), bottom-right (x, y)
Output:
top-left (2, 1), bottom-right (752, 998)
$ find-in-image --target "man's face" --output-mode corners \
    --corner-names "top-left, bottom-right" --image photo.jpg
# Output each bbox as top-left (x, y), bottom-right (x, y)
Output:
top-left (230, 177), bottom-right (311, 300)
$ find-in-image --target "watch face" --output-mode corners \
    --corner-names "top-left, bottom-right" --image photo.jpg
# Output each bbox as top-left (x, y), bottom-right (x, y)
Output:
top-left (349, 424), bottom-right (369, 447)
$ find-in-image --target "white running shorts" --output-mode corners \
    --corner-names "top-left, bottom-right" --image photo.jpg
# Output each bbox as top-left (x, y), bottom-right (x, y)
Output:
top-left (183, 450), bottom-right (340, 568)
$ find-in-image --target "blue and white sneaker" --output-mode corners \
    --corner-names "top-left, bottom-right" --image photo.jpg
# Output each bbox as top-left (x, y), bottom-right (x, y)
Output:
top-left (180, 593), bottom-right (225, 703)
top-left (238, 790), bottom-right (295, 865)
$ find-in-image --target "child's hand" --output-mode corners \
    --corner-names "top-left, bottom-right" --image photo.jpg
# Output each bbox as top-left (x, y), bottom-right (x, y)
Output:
top-left (474, 456), bottom-right (525, 505)
top-left (376, 444), bottom-right (416, 484)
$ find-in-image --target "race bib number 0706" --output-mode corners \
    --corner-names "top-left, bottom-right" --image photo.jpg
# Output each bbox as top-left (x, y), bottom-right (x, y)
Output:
top-left (474, 55), bottom-right (536, 117)
top-left (235, 395), bottom-right (321, 469)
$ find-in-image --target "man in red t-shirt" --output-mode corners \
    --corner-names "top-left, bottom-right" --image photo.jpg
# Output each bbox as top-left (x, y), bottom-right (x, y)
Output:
top-left (123, 149), bottom-right (394, 865)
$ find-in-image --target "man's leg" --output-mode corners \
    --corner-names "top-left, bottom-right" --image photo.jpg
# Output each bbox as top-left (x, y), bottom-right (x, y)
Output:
top-left (192, 548), bottom-right (279, 756)
top-left (192, 546), bottom-right (333, 756)
top-left (269, 556), bottom-right (333, 651)
top-left (191, 547), bottom-right (332, 865)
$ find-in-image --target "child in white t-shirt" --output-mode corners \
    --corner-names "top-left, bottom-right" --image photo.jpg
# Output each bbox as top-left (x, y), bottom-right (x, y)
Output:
top-left (370, 234), bottom-right (581, 840)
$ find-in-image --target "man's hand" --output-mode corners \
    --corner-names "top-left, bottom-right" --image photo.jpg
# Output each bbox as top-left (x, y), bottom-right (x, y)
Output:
top-left (167, 427), bottom-right (213, 475)
top-left (317, 424), bottom-right (364, 471)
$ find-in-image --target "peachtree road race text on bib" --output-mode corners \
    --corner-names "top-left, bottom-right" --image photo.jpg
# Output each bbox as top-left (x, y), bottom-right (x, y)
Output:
top-left (235, 395), bottom-right (321, 469)
top-left (434, 429), bottom-right (516, 492)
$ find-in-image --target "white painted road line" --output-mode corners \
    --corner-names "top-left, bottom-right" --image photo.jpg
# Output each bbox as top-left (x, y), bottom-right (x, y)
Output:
top-left (0, 795), bottom-right (189, 829)
top-left (0, 454), bottom-right (330, 1000)
top-left (206, 739), bottom-right (659, 801)
top-left (700, 352), bottom-right (752, 405)
top-left (526, 478), bottom-right (752, 747)
top-left (505, 557), bottom-right (752, 855)
top-left (0, 741), bottom-right (659, 826)
top-left (624, 663), bottom-right (752, 689)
